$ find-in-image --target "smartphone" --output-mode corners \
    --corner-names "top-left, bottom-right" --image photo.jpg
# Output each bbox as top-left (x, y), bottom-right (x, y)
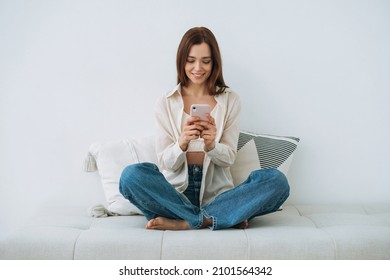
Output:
top-left (190, 104), bottom-right (211, 121)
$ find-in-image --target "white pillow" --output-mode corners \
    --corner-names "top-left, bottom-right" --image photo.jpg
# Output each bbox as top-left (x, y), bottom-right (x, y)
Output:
top-left (230, 131), bottom-right (300, 186)
top-left (86, 136), bottom-right (157, 216)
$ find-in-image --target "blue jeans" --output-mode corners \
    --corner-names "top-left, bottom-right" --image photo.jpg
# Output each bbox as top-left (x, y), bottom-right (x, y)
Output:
top-left (183, 165), bottom-right (203, 208)
top-left (119, 162), bottom-right (289, 230)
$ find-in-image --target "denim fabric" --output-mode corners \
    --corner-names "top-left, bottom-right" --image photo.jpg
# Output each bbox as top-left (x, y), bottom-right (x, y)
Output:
top-left (119, 163), bottom-right (203, 229)
top-left (183, 165), bottom-right (203, 207)
top-left (119, 162), bottom-right (289, 230)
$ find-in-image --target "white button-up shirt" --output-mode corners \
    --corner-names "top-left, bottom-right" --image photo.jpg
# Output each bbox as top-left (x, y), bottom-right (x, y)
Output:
top-left (154, 84), bottom-right (241, 206)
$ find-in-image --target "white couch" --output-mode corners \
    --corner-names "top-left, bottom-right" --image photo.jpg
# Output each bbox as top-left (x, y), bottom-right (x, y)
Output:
top-left (1, 133), bottom-right (390, 260)
top-left (1, 204), bottom-right (390, 260)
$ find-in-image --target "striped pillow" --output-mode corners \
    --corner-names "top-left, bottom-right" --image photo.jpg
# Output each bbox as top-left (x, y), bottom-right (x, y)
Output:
top-left (231, 131), bottom-right (300, 186)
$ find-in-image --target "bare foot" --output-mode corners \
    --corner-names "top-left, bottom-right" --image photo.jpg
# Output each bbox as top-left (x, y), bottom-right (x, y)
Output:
top-left (233, 220), bottom-right (249, 229)
top-left (145, 217), bottom-right (191, 230)
top-left (145, 216), bottom-right (213, 231)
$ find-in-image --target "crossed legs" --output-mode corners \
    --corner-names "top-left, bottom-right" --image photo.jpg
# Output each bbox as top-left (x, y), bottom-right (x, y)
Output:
top-left (119, 163), bottom-right (289, 230)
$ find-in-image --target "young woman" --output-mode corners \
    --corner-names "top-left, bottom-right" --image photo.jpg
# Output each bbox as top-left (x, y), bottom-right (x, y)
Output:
top-left (119, 27), bottom-right (289, 230)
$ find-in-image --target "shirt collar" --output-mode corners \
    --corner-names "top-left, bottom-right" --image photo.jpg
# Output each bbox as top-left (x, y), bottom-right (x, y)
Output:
top-left (165, 83), bottom-right (227, 101)
top-left (166, 84), bottom-right (182, 98)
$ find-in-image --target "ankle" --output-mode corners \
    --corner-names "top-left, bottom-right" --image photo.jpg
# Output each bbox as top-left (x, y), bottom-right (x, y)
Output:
top-left (201, 217), bottom-right (212, 228)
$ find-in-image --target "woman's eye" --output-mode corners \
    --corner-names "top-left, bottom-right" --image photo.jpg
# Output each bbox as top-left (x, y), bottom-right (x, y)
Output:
top-left (187, 60), bottom-right (195, 63)
top-left (203, 60), bottom-right (211, 64)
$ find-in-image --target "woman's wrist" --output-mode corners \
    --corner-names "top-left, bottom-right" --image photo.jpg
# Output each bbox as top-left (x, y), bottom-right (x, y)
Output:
top-left (179, 141), bottom-right (188, 152)
top-left (204, 143), bottom-right (215, 152)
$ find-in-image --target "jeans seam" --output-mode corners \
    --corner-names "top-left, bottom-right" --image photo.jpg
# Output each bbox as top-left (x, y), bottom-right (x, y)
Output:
top-left (191, 210), bottom-right (203, 229)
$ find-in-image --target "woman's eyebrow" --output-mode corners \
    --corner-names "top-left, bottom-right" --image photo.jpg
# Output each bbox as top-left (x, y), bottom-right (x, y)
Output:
top-left (187, 56), bottom-right (212, 59)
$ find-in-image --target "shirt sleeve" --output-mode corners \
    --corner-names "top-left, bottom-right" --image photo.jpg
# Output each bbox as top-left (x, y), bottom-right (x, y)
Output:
top-left (206, 91), bottom-right (241, 167)
top-left (154, 95), bottom-right (186, 172)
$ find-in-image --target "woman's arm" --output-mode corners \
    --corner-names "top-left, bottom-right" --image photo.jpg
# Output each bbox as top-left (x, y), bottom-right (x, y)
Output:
top-left (154, 96), bottom-right (186, 172)
top-left (206, 92), bottom-right (241, 167)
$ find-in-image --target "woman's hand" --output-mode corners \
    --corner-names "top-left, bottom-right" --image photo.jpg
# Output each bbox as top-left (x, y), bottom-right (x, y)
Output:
top-left (199, 114), bottom-right (217, 152)
top-left (179, 116), bottom-right (205, 151)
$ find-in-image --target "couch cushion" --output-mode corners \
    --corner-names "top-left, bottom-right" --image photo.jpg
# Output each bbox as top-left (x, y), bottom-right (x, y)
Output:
top-left (0, 216), bottom-right (93, 260)
top-left (1, 204), bottom-right (389, 260)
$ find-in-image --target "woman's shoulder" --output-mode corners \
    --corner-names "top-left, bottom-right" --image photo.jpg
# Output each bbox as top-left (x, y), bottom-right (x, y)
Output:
top-left (218, 87), bottom-right (240, 102)
top-left (166, 84), bottom-right (181, 97)
top-left (216, 88), bottom-right (241, 115)
top-left (155, 85), bottom-right (182, 111)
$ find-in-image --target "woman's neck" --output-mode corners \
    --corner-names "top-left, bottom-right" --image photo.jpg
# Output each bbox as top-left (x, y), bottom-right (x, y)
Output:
top-left (182, 83), bottom-right (208, 97)
top-left (181, 83), bottom-right (216, 114)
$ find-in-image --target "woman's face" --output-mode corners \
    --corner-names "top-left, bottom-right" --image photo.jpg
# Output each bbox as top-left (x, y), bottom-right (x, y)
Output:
top-left (185, 42), bottom-right (213, 86)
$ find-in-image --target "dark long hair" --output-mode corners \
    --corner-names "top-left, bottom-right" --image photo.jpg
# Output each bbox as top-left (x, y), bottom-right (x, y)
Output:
top-left (176, 27), bottom-right (228, 95)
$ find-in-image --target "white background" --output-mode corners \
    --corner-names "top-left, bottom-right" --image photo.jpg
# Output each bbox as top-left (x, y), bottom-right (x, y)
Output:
top-left (1, 0), bottom-right (389, 233)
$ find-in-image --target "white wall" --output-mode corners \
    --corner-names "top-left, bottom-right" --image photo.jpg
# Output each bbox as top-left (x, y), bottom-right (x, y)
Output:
top-left (1, 0), bottom-right (389, 233)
